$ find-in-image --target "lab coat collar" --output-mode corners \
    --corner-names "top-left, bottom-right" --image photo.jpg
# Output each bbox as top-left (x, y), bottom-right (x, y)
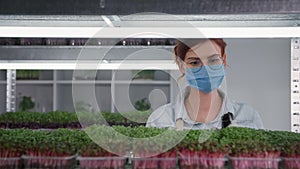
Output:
top-left (173, 87), bottom-right (235, 126)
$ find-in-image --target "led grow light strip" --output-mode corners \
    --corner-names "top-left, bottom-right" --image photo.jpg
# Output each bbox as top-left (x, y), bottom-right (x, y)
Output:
top-left (0, 27), bottom-right (299, 38)
top-left (291, 38), bottom-right (300, 133)
top-left (0, 60), bottom-right (178, 70)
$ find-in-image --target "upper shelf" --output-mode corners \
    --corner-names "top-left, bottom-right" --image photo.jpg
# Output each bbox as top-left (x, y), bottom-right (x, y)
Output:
top-left (0, 44), bottom-right (177, 70)
top-left (1, 14), bottom-right (300, 27)
top-left (0, 14), bottom-right (300, 38)
top-left (0, 45), bottom-right (174, 60)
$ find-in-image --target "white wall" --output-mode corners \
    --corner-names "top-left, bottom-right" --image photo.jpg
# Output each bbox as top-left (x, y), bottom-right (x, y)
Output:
top-left (225, 38), bottom-right (290, 131)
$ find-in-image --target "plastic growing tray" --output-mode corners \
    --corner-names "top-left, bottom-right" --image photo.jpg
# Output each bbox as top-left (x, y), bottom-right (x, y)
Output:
top-left (178, 157), bottom-right (227, 169)
top-left (22, 154), bottom-right (77, 169)
top-left (229, 157), bottom-right (281, 169)
top-left (132, 157), bottom-right (177, 169)
top-left (77, 156), bottom-right (127, 169)
top-left (0, 157), bottom-right (22, 169)
top-left (281, 157), bottom-right (300, 169)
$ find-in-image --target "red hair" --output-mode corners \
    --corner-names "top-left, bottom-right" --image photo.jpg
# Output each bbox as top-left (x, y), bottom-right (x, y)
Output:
top-left (174, 38), bottom-right (227, 66)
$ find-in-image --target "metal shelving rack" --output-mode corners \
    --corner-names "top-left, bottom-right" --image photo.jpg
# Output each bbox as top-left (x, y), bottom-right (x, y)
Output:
top-left (0, 44), bottom-right (175, 113)
top-left (291, 38), bottom-right (300, 133)
top-left (1, 69), bottom-right (172, 113)
top-left (0, 14), bottom-right (300, 131)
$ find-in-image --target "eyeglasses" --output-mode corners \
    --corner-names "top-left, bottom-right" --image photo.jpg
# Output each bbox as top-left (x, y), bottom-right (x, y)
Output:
top-left (184, 54), bottom-right (224, 69)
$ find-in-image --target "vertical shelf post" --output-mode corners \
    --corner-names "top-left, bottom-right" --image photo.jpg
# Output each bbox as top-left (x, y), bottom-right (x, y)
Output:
top-left (6, 69), bottom-right (16, 112)
top-left (53, 70), bottom-right (57, 111)
top-left (291, 38), bottom-right (300, 133)
top-left (111, 70), bottom-right (116, 113)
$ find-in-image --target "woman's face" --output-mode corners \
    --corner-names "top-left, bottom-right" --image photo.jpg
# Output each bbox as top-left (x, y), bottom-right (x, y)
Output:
top-left (178, 40), bottom-right (223, 73)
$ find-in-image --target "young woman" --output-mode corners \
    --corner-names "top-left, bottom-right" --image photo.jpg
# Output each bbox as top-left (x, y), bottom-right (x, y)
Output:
top-left (146, 39), bottom-right (263, 130)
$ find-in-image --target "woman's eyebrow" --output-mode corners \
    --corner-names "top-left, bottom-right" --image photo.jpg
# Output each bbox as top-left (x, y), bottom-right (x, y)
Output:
top-left (207, 54), bottom-right (221, 59)
top-left (186, 57), bottom-right (200, 60)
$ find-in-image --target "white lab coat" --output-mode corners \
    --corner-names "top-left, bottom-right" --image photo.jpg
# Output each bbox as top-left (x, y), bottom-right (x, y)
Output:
top-left (146, 88), bottom-right (264, 130)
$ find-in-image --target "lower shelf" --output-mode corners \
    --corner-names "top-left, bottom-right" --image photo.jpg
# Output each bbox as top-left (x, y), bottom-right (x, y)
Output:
top-left (0, 155), bottom-right (298, 169)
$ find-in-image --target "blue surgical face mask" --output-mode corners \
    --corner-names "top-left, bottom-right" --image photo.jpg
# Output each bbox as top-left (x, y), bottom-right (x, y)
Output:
top-left (185, 65), bottom-right (225, 93)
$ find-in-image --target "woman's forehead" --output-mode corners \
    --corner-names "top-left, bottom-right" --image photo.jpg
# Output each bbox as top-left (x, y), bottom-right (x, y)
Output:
top-left (186, 40), bottom-right (221, 59)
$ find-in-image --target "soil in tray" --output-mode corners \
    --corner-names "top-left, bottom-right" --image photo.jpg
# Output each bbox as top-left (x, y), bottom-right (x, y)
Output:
top-left (281, 158), bottom-right (300, 169)
top-left (179, 157), bottom-right (226, 169)
top-left (78, 156), bottom-right (126, 169)
top-left (0, 157), bottom-right (22, 169)
top-left (23, 159), bottom-right (76, 169)
top-left (132, 158), bottom-right (177, 169)
top-left (229, 157), bottom-right (280, 169)
top-left (22, 155), bottom-right (77, 169)
top-left (179, 164), bottom-right (226, 169)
